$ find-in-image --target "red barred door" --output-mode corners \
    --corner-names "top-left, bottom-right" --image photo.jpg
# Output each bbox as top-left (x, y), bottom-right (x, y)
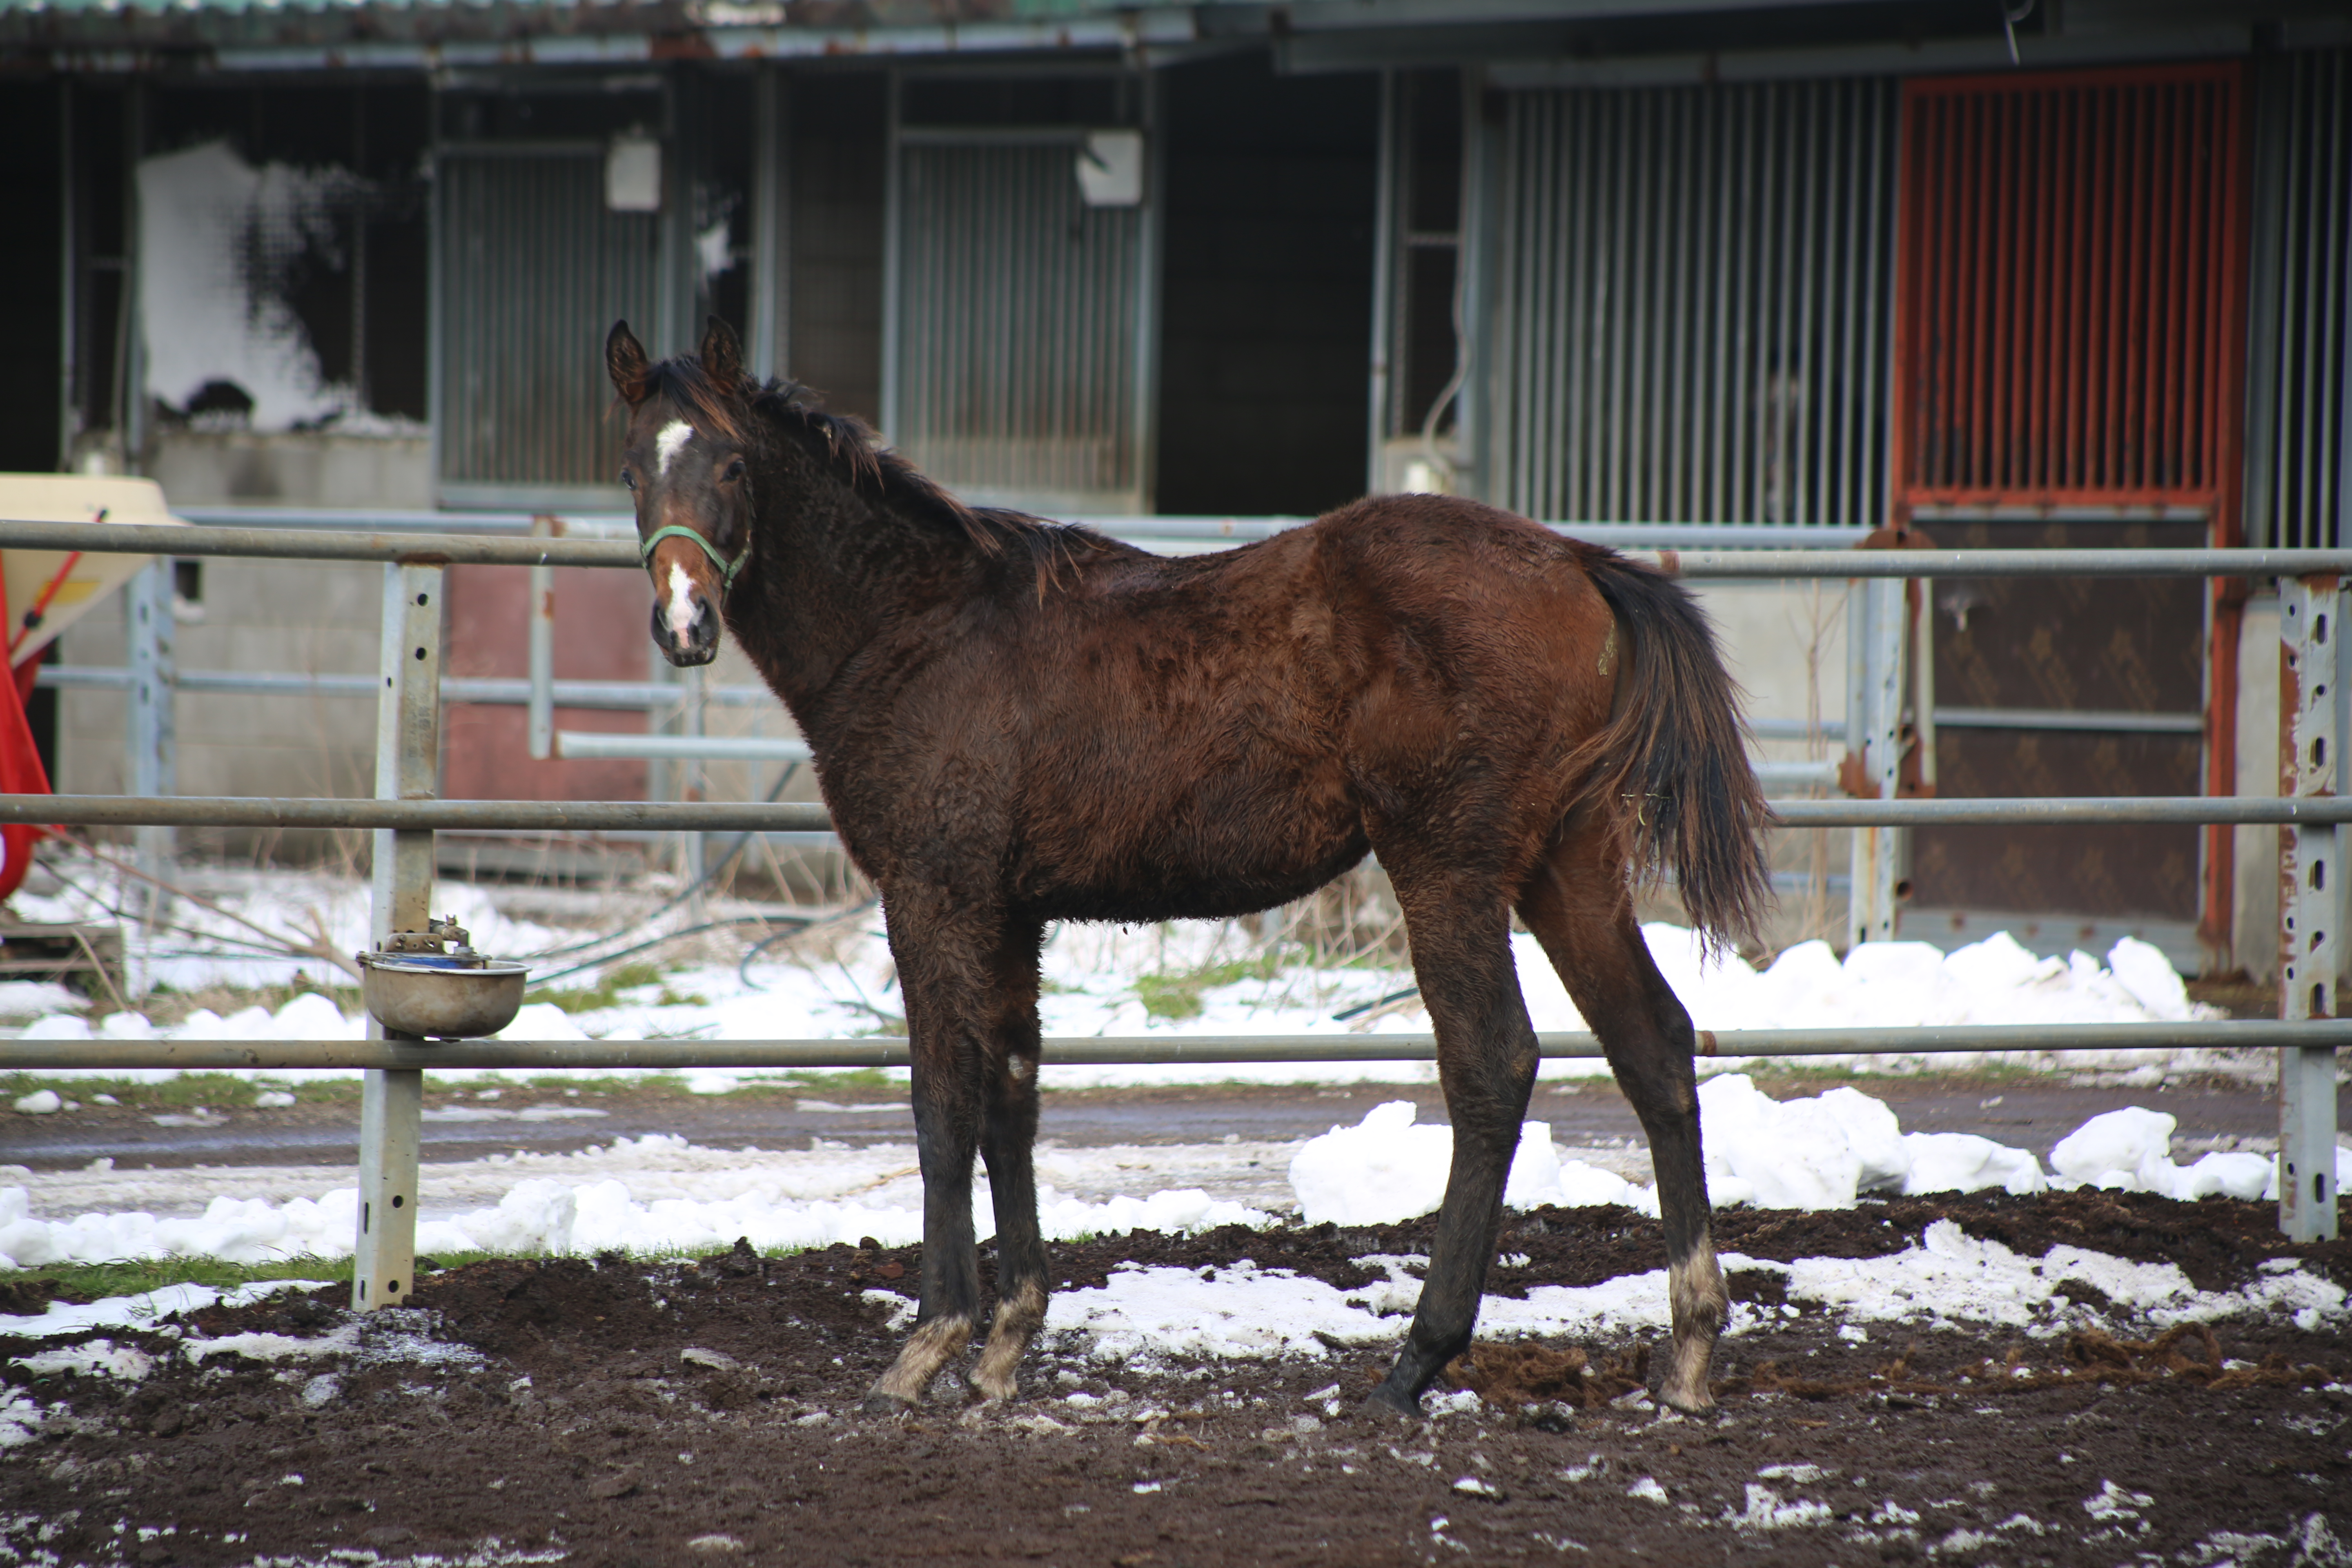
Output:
top-left (1891, 63), bottom-right (2250, 964)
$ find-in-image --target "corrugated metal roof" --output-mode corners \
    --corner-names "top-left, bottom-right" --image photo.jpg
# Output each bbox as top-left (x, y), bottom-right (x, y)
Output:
top-left (5, 0), bottom-right (2256, 70)
top-left (0, 0), bottom-right (1200, 60)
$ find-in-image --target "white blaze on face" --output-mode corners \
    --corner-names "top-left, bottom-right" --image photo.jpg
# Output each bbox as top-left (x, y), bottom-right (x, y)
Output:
top-left (655, 419), bottom-right (695, 477)
top-left (665, 560), bottom-right (699, 639)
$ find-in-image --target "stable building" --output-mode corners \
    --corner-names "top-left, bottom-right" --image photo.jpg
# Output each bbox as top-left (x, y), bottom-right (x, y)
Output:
top-left (0, 0), bottom-right (2345, 974)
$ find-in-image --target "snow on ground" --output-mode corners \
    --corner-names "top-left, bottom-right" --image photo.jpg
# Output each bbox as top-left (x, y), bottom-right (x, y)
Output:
top-left (3, 875), bottom-right (2241, 1094)
top-left (3, 1077), bottom-right (2345, 1285)
top-left (1023, 1218), bottom-right (2348, 1368)
top-left (4, 1214), bottom-right (2342, 1381)
top-left (1284, 1080), bottom-right (2341, 1224)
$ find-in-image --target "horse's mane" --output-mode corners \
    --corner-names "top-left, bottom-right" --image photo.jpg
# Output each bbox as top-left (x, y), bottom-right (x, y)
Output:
top-left (638, 356), bottom-right (1121, 579)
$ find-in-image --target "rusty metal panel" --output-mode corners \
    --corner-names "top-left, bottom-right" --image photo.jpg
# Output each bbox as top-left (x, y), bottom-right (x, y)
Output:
top-left (1489, 78), bottom-right (1897, 526)
top-left (437, 152), bottom-right (664, 506)
top-left (1909, 513), bottom-right (2209, 922)
top-left (1894, 64), bottom-right (2247, 512)
top-left (443, 564), bottom-right (651, 805)
top-left (890, 138), bottom-right (1149, 513)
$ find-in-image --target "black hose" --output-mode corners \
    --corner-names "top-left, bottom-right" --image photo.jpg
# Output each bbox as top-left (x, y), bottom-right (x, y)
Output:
top-left (519, 762), bottom-right (808, 965)
top-left (523, 913), bottom-right (816, 988)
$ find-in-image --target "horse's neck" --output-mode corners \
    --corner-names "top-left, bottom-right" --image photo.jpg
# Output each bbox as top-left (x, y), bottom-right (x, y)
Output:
top-left (731, 433), bottom-right (967, 719)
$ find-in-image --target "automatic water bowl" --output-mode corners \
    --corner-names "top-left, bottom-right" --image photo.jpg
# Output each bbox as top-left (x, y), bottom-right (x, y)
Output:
top-left (357, 918), bottom-right (530, 1040)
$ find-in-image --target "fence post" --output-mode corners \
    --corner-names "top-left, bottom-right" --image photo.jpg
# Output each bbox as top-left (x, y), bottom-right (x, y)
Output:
top-left (123, 558), bottom-right (175, 939)
top-left (1846, 577), bottom-right (1904, 948)
top-left (353, 562), bottom-right (444, 1310)
top-left (2277, 572), bottom-right (2341, 1243)
top-left (527, 517), bottom-right (555, 762)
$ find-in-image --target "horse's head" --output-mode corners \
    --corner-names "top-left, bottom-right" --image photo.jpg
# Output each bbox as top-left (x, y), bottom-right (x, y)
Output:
top-left (607, 316), bottom-right (755, 668)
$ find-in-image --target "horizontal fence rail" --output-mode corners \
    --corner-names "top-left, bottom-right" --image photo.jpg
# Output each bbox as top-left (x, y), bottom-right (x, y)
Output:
top-left (4, 1021), bottom-right (2345, 1073)
top-left (171, 506), bottom-right (1880, 550)
top-left (0, 520), bottom-right (633, 569)
top-left (0, 794), bottom-right (834, 833)
top-left (1, 794), bottom-right (2346, 833)
top-left (12, 518), bottom-right (2352, 581)
top-left (1635, 548), bottom-right (2352, 579)
top-left (35, 668), bottom-right (780, 710)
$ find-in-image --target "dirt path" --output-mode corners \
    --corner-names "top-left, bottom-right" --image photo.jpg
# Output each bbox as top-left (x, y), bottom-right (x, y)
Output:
top-left (4, 1191), bottom-right (2347, 1567)
top-left (4, 1071), bottom-right (2329, 1173)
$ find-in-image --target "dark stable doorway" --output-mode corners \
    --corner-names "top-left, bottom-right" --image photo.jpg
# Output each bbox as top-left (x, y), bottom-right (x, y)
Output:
top-left (1155, 56), bottom-right (1379, 519)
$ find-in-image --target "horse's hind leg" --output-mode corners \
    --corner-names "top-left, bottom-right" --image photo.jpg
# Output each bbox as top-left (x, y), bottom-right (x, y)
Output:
top-left (1517, 826), bottom-right (1726, 1413)
top-left (972, 928), bottom-right (1048, 1402)
top-left (1369, 865), bottom-right (1540, 1415)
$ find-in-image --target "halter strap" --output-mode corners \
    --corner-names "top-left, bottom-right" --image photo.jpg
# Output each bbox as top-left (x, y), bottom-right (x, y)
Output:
top-left (639, 523), bottom-right (750, 591)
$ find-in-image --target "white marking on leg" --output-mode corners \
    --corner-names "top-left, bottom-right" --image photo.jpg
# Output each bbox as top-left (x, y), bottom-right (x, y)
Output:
top-left (971, 1279), bottom-right (1048, 1402)
top-left (665, 561), bottom-right (699, 639)
top-left (655, 420), bottom-right (695, 477)
top-left (1661, 1239), bottom-right (1726, 1413)
top-left (868, 1313), bottom-right (971, 1408)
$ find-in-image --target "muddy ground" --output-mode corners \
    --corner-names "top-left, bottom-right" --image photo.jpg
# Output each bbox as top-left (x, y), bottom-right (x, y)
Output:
top-left (4, 1191), bottom-right (2349, 1568)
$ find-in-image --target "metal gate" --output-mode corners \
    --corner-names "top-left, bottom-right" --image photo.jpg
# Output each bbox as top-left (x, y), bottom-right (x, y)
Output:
top-left (884, 105), bottom-right (1158, 516)
top-left (435, 150), bottom-right (667, 510)
top-left (1892, 64), bottom-right (2250, 954)
top-left (1892, 64), bottom-right (2247, 512)
top-left (1487, 78), bottom-right (1899, 526)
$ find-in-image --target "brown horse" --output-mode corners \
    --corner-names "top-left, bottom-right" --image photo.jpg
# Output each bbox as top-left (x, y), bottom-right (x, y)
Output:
top-left (606, 317), bottom-right (1771, 1417)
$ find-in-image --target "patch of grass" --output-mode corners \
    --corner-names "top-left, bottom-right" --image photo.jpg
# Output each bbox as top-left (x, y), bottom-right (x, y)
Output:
top-left (27, 1252), bottom-right (359, 1306)
top-left (525, 961), bottom-right (667, 1015)
top-left (761, 1067), bottom-right (902, 1092)
top-left (1134, 952), bottom-right (1287, 1022)
top-left (0, 1072), bottom-right (363, 1112)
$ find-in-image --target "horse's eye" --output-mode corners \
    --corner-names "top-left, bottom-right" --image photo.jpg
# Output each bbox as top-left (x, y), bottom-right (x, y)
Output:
top-left (723, 459), bottom-right (746, 482)
top-left (620, 469), bottom-right (637, 491)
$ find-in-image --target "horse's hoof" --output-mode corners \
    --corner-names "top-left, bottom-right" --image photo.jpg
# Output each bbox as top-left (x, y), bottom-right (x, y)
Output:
top-left (862, 1390), bottom-right (916, 1418)
top-left (967, 1373), bottom-right (1018, 1405)
top-left (1363, 1383), bottom-right (1424, 1421)
top-left (1656, 1385), bottom-right (1716, 1416)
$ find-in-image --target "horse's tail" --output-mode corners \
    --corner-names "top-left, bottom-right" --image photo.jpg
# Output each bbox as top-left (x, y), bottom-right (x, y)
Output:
top-left (1566, 544), bottom-right (1772, 952)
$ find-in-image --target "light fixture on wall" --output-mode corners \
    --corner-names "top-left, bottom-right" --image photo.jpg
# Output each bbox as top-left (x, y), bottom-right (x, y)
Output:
top-left (1074, 131), bottom-right (1144, 207)
top-left (606, 135), bottom-right (663, 213)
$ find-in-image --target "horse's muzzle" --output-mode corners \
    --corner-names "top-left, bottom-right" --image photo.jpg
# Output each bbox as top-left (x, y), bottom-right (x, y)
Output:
top-left (651, 598), bottom-right (720, 667)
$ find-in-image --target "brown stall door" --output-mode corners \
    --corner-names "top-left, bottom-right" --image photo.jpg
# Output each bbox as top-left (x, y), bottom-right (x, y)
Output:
top-left (441, 563), bottom-right (651, 805)
top-left (1907, 516), bottom-right (2207, 932)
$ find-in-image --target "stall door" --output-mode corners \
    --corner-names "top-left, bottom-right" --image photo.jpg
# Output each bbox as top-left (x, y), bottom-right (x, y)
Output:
top-left (436, 149), bottom-right (666, 510)
top-left (886, 98), bottom-right (1157, 516)
top-left (1892, 63), bottom-right (2248, 961)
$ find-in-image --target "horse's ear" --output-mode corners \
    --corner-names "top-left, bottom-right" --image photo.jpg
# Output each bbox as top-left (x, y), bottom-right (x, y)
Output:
top-left (700, 315), bottom-right (745, 395)
top-left (607, 321), bottom-right (651, 405)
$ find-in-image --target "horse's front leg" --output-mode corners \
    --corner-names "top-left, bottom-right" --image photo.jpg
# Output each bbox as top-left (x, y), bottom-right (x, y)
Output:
top-left (863, 898), bottom-right (995, 1413)
top-left (972, 921), bottom-right (1048, 1401)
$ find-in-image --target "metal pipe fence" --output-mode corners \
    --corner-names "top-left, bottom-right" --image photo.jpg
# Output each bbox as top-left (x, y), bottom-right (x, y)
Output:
top-left (0, 515), bottom-right (2338, 1274)
top-left (35, 667), bottom-right (781, 710)
top-left (16, 515), bottom-right (2352, 578)
top-left (4, 793), bottom-right (2351, 833)
top-left (4, 1020), bottom-right (2345, 1074)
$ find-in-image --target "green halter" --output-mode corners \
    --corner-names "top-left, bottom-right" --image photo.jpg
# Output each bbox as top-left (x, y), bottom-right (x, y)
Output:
top-left (639, 523), bottom-right (751, 591)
